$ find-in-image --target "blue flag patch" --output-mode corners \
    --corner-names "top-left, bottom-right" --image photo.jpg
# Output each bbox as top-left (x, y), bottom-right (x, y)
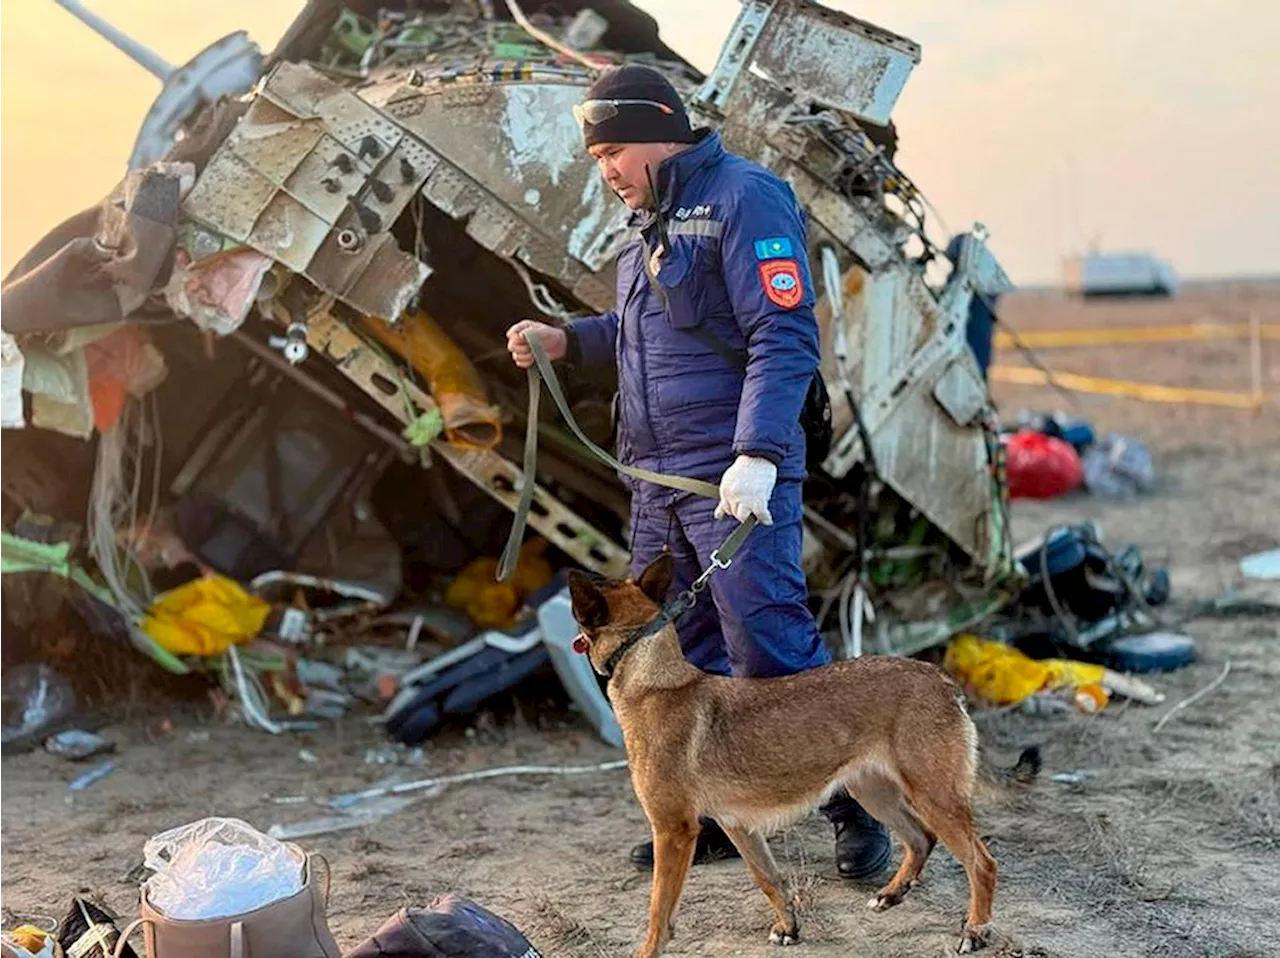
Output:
top-left (753, 237), bottom-right (793, 261)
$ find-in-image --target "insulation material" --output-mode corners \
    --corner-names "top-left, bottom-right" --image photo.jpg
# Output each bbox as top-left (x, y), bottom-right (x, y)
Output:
top-left (107, 162), bottom-right (197, 316)
top-left (1, 332), bottom-right (25, 429)
top-left (22, 343), bottom-right (93, 439)
top-left (359, 310), bottom-right (502, 449)
top-left (85, 325), bottom-right (169, 432)
top-left (0, 162), bottom-right (195, 335)
top-left (164, 246), bottom-right (275, 336)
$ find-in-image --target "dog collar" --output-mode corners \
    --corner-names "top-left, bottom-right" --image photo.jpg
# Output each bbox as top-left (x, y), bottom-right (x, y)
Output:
top-left (597, 517), bottom-right (759, 677)
top-left (601, 591), bottom-right (695, 678)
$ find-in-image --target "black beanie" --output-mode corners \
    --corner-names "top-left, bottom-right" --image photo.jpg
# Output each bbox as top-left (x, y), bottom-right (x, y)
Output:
top-left (580, 65), bottom-right (694, 147)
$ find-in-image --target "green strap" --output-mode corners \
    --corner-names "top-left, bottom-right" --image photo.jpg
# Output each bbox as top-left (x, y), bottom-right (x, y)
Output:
top-left (497, 330), bottom-right (723, 582)
top-left (526, 332), bottom-right (720, 498)
top-left (709, 512), bottom-right (758, 568)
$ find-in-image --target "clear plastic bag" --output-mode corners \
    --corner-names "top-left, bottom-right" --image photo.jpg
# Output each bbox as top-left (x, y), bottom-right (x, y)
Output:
top-left (143, 817), bottom-right (303, 920)
top-left (1, 663), bottom-right (76, 750)
top-left (1082, 434), bottom-right (1155, 499)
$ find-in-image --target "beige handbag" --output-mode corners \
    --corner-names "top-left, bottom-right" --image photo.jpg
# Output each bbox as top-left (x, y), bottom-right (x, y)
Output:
top-left (112, 846), bottom-right (340, 958)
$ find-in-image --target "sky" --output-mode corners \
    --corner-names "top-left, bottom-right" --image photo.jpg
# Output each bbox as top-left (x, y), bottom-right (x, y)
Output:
top-left (2, 1), bottom-right (1276, 285)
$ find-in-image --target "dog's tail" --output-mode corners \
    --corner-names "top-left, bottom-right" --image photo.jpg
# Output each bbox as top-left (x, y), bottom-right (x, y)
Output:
top-left (982, 744), bottom-right (1042, 789)
top-left (972, 742), bottom-right (1044, 799)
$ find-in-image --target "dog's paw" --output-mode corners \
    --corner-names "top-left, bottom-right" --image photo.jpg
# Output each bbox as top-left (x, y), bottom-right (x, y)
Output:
top-left (867, 887), bottom-right (907, 912)
top-left (768, 916), bottom-right (799, 946)
top-left (955, 923), bottom-right (990, 953)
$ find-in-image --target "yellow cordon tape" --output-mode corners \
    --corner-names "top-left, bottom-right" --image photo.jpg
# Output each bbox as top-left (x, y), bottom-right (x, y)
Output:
top-left (989, 365), bottom-right (1265, 410)
top-left (994, 321), bottom-right (1280, 350)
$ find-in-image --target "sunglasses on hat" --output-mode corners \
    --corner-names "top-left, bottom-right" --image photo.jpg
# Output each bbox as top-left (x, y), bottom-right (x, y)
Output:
top-left (572, 97), bottom-right (675, 130)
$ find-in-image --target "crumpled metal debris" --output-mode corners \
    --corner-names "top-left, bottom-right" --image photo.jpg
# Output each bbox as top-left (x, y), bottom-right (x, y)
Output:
top-left (180, 62), bottom-right (434, 322)
top-left (3, 0), bottom-right (1034, 672)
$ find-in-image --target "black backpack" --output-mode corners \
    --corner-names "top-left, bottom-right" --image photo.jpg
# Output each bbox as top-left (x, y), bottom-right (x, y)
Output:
top-left (342, 896), bottom-right (540, 958)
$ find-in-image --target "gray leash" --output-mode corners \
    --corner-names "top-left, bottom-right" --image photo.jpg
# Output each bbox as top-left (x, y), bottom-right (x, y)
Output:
top-left (497, 329), bottom-right (754, 582)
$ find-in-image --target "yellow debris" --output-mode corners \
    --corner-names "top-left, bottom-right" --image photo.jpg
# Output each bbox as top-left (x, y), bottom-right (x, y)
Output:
top-left (446, 538), bottom-right (553, 630)
top-left (360, 309), bottom-right (502, 449)
top-left (1, 926), bottom-right (58, 958)
top-left (944, 633), bottom-right (1106, 707)
top-left (142, 574), bottom-right (271, 657)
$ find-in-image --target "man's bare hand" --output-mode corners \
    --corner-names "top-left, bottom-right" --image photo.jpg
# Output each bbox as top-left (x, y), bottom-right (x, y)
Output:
top-left (506, 320), bottom-right (567, 369)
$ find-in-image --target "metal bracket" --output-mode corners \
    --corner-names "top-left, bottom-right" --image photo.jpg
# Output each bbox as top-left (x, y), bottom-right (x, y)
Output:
top-left (693, 0), bottom-right (771, 114)
top-left (303, 312), bottom-right (630, 578)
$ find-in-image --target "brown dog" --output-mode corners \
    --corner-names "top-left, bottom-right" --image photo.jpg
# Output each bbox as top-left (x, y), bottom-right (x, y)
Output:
top-left (568, 553), bottom-right (1018, 957)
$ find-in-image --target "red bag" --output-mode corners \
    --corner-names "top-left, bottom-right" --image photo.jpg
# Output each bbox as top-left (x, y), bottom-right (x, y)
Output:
top-left (1004, 430), bottom-right (1083, 500)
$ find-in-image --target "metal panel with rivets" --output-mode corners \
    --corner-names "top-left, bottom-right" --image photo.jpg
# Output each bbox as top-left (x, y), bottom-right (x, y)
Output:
top-left (181, 61), bottom-right (432, 321)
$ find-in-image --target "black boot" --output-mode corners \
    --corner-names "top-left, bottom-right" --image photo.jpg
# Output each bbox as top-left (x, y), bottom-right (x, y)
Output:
top-left (628, 818), bottom-right (741, 869)
top-left (832, 801), bottom-right (892, 881)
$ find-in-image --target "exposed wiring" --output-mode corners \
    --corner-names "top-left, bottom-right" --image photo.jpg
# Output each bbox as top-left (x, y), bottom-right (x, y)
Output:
top-left (789, 106), bottom-right (1080, 413)
top-left (222, 645), bottom-right (283, 735)
top-left (328, 758), bottom-right (631, 808)
top-left (912, 191), bottom-right (1082, 414)
top-left (88, 395), bottom-right (162, 625)
top-left (501, 252), bottom-right (577, 322)
top-left (505, 0), bottom-right (604, 73)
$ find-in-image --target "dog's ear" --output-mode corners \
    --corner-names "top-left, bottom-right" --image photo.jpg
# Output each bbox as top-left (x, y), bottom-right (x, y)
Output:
top-left (568, 570), bottom-right (609, 629)
top-left (636, 552), bottom-right (674, 605)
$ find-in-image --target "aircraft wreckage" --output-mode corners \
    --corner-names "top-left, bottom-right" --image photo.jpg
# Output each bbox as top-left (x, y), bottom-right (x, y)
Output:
top-left (2, 0), bottom-right (1018, 723)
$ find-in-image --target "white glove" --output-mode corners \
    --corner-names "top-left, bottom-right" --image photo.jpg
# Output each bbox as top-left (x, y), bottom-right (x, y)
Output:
top-left (715, 455), bottom-right (777, 525)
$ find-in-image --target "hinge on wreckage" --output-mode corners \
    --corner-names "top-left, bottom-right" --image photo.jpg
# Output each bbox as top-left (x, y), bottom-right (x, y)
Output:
top-left (302, 311), bottom-right (630, 579)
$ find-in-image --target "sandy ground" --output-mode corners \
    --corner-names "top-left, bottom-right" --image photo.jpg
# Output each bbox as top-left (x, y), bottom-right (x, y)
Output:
top-left (3, 286), bottom-right (1279, 957)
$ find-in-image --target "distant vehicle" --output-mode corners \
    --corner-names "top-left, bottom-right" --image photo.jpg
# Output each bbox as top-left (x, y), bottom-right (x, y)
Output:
top-left (1063, 252), bottom-right (1179, 298)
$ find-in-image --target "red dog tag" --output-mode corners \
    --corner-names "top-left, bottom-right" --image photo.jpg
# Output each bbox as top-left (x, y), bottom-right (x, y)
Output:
top-left (572, 635), bottom-right (590, 654)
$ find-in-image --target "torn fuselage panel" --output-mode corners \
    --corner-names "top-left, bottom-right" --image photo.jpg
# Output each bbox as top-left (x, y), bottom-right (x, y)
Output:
top-left (182, 62), bottom-right (434, 322)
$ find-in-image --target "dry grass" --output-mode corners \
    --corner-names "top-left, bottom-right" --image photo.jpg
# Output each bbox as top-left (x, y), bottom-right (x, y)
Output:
top-left (525, 895), bottom-right (616, 958)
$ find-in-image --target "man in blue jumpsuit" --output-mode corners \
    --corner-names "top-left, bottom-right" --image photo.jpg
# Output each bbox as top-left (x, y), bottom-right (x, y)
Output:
top-left (507, 65), bottom-right (891, 880)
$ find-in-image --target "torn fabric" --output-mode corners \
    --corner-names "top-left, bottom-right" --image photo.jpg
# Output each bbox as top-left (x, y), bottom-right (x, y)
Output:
top-left (164, 244), bottom-right (275, 336)
top-left (85, 325), bottom-right (170, 432)
top-left (1, 162), bottom-right (195, 335)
